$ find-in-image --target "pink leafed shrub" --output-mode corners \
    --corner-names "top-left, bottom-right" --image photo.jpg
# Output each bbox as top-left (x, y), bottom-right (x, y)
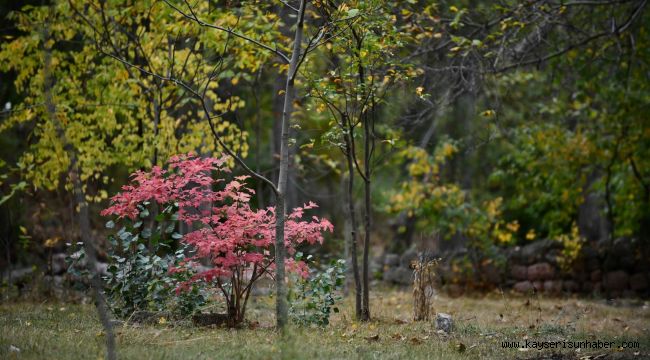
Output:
top-left (101, 153), bottom-right (333, 326)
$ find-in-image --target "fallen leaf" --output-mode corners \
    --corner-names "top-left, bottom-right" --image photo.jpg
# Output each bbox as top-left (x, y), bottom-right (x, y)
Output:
top-left (409, 337), bottom-right (423, 345)
top-left (456, 342), bottom-right (466, 353)
top-left (248, 321), bottom-right (260, 330)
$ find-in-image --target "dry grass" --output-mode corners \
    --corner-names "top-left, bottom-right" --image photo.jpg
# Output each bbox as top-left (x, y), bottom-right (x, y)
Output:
top-left (1, 288), bottom-right (649, 359)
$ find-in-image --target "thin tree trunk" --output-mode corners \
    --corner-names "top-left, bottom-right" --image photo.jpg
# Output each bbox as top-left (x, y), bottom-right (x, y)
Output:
top-left (361, 159), bottom-right (371, 320)
top-left (4, 211), bottom-right (12, 287)
top-left (42, 18), bottom-right (116, 359)
top-left (341, 175), bottom-right (350, 295)
top-left (71, 160), bottom-right (117, 360)
top-left (274, 0), bottom-right (307, 329)
top-left (152, 89), bottom-right (161, 167)
top-left (344, 134), bottom-right (362, 319)
top-left (350, 27), bottom-right (372, 321)
top-left (360, 106), bottom-right (373, 321)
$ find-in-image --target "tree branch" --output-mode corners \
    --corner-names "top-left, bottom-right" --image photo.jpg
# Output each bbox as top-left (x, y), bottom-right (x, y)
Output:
top-left (163, 0), bottom-right (291, 63)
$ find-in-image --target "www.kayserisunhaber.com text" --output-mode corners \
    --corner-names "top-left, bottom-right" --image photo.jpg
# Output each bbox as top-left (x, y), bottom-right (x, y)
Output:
top-left (501, 339), bottom-right (640, 350)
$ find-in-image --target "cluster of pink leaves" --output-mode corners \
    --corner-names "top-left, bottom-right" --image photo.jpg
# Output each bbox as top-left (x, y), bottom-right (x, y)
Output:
top-left (101, 153), bottom-right (333, 287)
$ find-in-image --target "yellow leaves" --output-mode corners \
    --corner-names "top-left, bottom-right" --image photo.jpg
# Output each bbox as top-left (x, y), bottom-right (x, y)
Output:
top-left (506, 220), bottom-right (519, 233)
top-left (480, 109), bottom-right (496, 118)
top-left (449, 6), bottom-right (459, 13)
top-left (415, 86), bottom-right (424, 96)
top-left (115, 69), bottom-right (129, 81)
top-left (441, 143), bottom-right (455, 157)
top-left (300, 138), bottom-right (315, 150)
top-left (485, 197), bottom-right (502, 218)
top-left (216, 13), bottom-right (240, 28)
top-left (277, 63), bottom-right (289, 74)
top-left (556, 223), bottom-right (584, 271)
top-left (526, 229), bottom-right (536, 241)
top-left (44, 237), bottom-right (62, 248)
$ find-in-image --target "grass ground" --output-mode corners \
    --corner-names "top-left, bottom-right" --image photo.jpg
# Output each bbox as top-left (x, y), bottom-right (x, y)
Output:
top-left (1, 288), bottom-right (649, 359)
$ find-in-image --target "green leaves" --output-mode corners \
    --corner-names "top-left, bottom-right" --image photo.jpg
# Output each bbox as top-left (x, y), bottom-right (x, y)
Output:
top-left (347, 8), bottom-right (360, 18)
top-left (289, 259), bottom-right (346, 327)
top-left (0, 181), bottom-right (27, 206)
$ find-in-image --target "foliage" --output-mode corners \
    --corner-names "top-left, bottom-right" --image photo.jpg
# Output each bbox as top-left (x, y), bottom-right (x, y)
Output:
top-left (302, 0), bottom-right (415, 166)
top-left (289, 257), bottom-right (346, 327)
top-left (104, 232), bottom-right (206, 318)
top-left (0, 0), bottom-right (253, 194)
top-left (387, 141), bottom-right (519, 250)
top-left (1, 0), bottom-right (649, 313)
top-left (489, 123), bottom-right (595, 238)
top-left (102, 153), bottom-right (333, 326)
top-left (555, 223), bottom-right (585, 272)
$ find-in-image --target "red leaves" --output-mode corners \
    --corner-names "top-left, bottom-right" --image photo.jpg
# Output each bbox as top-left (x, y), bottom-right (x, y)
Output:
top-left (102, 153), bottom-right (333, 291)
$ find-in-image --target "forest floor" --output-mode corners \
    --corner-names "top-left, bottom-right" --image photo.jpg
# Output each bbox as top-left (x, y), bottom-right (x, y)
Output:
top-left (1, 288), bottom-right (649, 359)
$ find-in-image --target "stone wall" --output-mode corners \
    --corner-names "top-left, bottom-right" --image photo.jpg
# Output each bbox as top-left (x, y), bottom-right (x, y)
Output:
top-left (378, 238), bottom-right (649, 298)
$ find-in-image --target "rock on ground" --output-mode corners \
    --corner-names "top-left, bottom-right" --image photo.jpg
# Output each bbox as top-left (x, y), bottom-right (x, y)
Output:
top-left (435, 313), bottom-right (453, 333)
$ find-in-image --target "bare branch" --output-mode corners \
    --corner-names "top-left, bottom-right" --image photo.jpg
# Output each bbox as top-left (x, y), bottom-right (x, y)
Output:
top-left (163, 0), bottom-right (291, 63)
top-left (279, 0), bottom-right (299, 12)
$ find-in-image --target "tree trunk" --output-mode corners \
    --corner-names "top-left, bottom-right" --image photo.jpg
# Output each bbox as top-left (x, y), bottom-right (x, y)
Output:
top-left (360, 113), bottom-right (372, 322)
top-left (349, 27), bottom-right (373, 321)
top-left (42, 18), bottom-right (116, 358)
top-left (152, 89), bottom-right (161, 167)
top-left (344, 134), bottom-right (362, 319)
top-left (274, 0), bottom-right (307, 329)
top-left (361, 179), bottom-right (371, 321)
top-left (71, 161), bottom-right (117, 360)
